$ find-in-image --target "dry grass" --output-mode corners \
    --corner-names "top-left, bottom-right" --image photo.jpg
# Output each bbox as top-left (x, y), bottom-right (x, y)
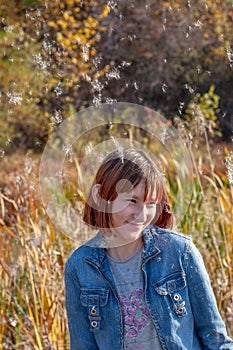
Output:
top-left (174, 116), bottom-right (233, 335)
top-left (0, 136), bottom-right (232, 348)
top-left (0, 179), bottom-right (71, 349)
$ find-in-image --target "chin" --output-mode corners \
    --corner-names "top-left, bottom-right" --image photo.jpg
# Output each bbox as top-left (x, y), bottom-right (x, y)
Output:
top-left (111, 223), bottom-right (144, 238)
top-left (120, 228), bottom-right (143, 241)
top-left (126, 223), bottom-right (145, 233)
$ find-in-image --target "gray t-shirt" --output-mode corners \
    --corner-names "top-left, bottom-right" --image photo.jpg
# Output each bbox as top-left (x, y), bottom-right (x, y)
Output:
top-left (107, 246), bottom-right (162, 350)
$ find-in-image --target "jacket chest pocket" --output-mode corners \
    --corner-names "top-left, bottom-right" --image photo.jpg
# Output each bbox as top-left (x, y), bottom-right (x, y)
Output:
top-left (153, 271), bottom-right (187, 318)
top-left (80, 288), bottom-right (109, 332)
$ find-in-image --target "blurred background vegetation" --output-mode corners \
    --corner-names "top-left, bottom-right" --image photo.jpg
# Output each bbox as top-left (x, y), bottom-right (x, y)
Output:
top-left (0, 0), bottom-right (232, 348)
top-left (0, 0), bottom-right (232, 153)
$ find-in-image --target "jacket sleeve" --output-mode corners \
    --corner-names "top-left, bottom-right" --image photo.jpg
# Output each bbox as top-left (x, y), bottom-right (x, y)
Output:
top-left (64, 261), bottom-right (99, 350)
top-left (185, 241), bottom-right (233, 349)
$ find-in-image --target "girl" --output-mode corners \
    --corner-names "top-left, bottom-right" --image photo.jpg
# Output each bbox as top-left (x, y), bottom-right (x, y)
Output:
top-left (65, 148), bottom-right (233, 349)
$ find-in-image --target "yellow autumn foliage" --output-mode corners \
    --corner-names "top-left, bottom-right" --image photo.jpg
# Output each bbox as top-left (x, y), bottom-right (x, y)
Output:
top-left (46, 0), bottom-right (109, 85)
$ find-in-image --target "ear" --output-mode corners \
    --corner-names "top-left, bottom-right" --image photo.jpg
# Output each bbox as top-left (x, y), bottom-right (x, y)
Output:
top-left (91, 184), bottom-right (102, 205)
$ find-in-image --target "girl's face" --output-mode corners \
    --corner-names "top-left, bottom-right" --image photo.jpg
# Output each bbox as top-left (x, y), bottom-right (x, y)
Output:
top-left (110, 180), bottom-right (157, 243)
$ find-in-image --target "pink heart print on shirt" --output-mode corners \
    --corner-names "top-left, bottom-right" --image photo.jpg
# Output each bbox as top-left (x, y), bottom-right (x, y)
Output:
top-left (119, 288), bottom-right (151, 338)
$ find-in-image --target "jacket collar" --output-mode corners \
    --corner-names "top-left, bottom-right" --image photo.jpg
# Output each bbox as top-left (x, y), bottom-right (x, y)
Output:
top-left (84, 225), bottom-right (161, 268)
top-left (142, 226), bottom-right (161, 261)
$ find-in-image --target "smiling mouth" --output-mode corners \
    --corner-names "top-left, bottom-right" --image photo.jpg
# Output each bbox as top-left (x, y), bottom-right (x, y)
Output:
top-left (126, 221), bottom-right (145, 226)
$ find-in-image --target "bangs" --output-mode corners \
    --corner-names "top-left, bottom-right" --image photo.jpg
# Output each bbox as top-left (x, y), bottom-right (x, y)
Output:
top-left (104, 156), bottom-right (145, 198)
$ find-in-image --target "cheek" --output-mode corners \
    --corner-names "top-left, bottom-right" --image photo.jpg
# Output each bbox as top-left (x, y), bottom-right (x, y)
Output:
top-left (111, 198), bottom-right (127, 213)
top-left (111, 207), bottom-right (132, 223)
top-left (148, 207), bottom-right (157, 220)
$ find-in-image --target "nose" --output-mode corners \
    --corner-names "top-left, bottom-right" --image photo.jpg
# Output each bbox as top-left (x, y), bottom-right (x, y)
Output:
top-left (133, 203), bottom-right (147, 222)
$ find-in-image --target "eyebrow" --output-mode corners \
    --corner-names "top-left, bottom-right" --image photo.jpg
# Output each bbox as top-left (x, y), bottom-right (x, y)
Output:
top-left (127, 195), bottom-right (151, 200)
top-left (123, 194), bottom-right (139, 199)
top-left (124, 191), bottom-right (157, 200)
top-left (127, 195), bottom-right (157, 201)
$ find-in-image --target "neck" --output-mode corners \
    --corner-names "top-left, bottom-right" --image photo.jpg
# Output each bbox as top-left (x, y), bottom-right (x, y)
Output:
top-left (106, 237), bottom-right (143, 261)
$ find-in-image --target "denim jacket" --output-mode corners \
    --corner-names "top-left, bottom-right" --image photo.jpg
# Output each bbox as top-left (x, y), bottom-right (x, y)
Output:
top-left (65, 226), bottom-right (233, 349)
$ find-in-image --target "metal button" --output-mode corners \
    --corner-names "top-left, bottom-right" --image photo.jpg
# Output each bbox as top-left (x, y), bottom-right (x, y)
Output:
top-left (91, 307), bottom-right (97, 315)
top-left (174, 293), bottom-right (181, 301)
top-left (177, 307), bottom-right (186, 314)
top-left (91, 321), bottom-right (98, 328)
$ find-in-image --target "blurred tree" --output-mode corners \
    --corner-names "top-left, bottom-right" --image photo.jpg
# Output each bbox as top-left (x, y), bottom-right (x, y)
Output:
top-left (92, 0), bottom-right (233, 140)
top-left (40, 0), bottom-right (110, 112)
top-left (0, 0), bottom-right (49, 152)
top-left (0, 0), bottom-right (110, 151)
top-left (0, 0), bottom-right (232, 153)
top-left (182, 85), bottom-right (222, 140)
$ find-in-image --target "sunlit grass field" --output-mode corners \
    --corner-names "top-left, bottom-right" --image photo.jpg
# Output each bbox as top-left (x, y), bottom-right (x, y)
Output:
top-left (0, 136), bottom-right (232, 349)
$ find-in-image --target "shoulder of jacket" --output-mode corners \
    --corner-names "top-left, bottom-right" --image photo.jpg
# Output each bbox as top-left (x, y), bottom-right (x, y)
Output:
top-left (152, 225), bottom-right (191, 239)
top-left (149, 225), bottom-right (192, 249)
top-left (66, 244), bottom-right (94, 267)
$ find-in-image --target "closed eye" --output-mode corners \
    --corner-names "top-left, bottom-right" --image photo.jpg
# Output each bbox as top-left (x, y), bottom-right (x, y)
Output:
top-left (146, 201), bottom-right (157, 206)
top-left (127, 199), bottom-right (137, 204)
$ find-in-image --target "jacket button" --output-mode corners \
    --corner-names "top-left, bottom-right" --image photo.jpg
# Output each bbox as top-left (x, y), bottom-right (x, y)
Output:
top-left (178, 307), bottom-right (186, 314)
top-left (91, 321), bottom-right (98, 328)
top-left (174, 293), bottom-right (181, 301)
top-left (91, 307), bottom-right (97, 315)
